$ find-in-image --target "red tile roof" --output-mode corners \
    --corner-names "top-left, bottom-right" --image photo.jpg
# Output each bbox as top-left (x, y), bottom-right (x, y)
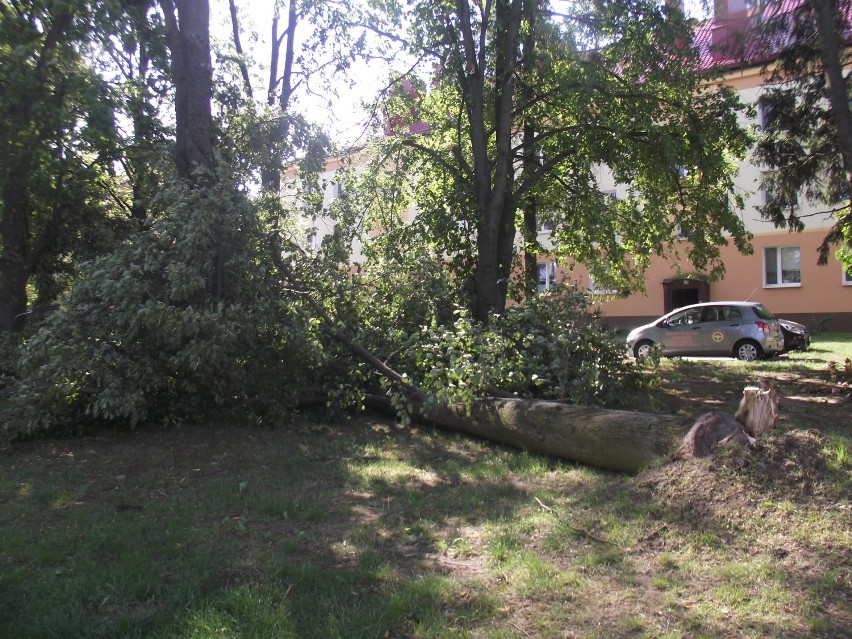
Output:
top-left (694, 0), bottom-right (852, 73)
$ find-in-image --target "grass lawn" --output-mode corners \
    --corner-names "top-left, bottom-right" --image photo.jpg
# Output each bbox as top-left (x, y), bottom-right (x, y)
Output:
top-left (1, 335), bottom-right (850, 638)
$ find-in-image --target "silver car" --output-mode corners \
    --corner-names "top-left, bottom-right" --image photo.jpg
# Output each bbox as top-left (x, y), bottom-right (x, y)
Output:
top-left (626, 302), bottom-right (785, 361)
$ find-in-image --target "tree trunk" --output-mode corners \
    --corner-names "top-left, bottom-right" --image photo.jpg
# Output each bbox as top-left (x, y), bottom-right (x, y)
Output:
top-left (160, 0), bottom-right (213, 181)
top-left (457, 0), bottom-right (523, 321)
top-left (0, 181), bottom-right (30, 332)
top-left (261, 0), bottom-right (298, 194)
top-left (228, 0), bottom-right (253, 97)
top-left (425, 399), bottom-right (690, 474)
top-left (0, 9), bottom-right (74, 334)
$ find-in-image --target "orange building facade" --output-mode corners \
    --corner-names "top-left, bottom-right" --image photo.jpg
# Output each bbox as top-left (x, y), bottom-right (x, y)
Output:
top-left (555, 1), bottom-right (852, 332)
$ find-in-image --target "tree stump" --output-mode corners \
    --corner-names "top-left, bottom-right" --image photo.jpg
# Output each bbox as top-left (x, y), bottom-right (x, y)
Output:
top-left (675, 383), bottom-right (778, 460)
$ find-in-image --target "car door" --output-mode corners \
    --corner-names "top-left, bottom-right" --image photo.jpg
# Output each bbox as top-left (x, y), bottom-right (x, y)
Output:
top-left (661, 307), bottom-right (705, 355)
top-left (700, 305), bottom-right (741, 355)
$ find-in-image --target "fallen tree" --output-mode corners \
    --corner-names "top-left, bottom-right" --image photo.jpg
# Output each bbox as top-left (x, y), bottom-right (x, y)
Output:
top-left (423, 383), bottom-right (778, 474)
top-left (425, 399), bottom-right (690, 474)
top-left (271, 238), bottom-right (779, 475)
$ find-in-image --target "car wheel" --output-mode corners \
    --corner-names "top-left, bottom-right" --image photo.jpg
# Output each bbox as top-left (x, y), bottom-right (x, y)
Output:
top-left (734, 340), bottom-right (763, 362)
top-left (634, 340), bottom-right (654, 359)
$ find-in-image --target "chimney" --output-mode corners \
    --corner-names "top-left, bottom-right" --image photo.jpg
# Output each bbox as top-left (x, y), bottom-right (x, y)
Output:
top-left (714, 0), bottom-right (752, 20)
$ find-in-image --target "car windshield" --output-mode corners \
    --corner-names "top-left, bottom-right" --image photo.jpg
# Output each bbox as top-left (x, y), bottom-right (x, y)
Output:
top-left (752, 304), bottom-right (776, 320)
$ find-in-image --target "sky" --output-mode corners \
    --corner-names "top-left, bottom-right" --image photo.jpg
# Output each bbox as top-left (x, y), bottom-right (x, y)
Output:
top-left (210, 0), bottom-right (714, 147)
top-left (210, 0), bottom-right (390, 147)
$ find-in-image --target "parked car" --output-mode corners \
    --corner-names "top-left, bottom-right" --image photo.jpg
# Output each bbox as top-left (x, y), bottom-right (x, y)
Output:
top-left (778, 319), bottom-right (810, 353)
top-left (626, 301), bottom-right (785, 361)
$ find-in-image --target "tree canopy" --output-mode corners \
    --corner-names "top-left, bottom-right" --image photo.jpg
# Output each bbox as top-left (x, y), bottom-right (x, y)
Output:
top-left (750, 0), bottom-right (852, 268)
top-left (368, 0), bottom-right (752, 319)
top-left (0, 0), bottom-right (771, 440)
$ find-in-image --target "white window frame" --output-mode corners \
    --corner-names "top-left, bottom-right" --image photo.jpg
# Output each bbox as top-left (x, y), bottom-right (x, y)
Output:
top-left (763, 246), bottom-right (801, 288)
top-left (843, 267), bottom-right (852, 286)
top-left (589, 276), bottom-right (618, 296)
top-left (537, 261), bottom-right (557, 293)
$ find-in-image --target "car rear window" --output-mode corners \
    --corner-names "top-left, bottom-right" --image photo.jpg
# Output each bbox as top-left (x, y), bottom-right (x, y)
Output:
top-left (752, 304), bottom-right (776, 320)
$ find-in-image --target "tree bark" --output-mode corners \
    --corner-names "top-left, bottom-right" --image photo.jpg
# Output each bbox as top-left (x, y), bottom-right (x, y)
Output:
top-left (0, 181), bottom-right (30, 332)
top-left (458, 0), bottom-right (524, 321)
top-left (160, 0), bottom-right (213, 181)
top-left (228, 0), bottom-right (253, 98)
top-left (425, 399), bottom-right (690, 474)
top-left (260, 0), bottom-right (298, 193)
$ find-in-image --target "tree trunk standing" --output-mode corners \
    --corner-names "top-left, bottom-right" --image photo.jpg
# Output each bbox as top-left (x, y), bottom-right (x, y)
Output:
top-left (812, 0), bottom-right (852, 235)
top-left (228, 0), bottom-right (253, 97)
top-left (523, 203), bottom-right (540, 298)
top-left (261, 0), bottom-right (298, 194)
top-left (159, 0), bottom-right (213, 181)
top-left (519, 1), bottom-right (544, 300)
top-left (426, 399), bottom-right (690, 474)
top-left (0, 182), bottom-right (30, 332)
top-left (456, 0), bottom-right (524, 320)
top-left (0, 9), bottom-right (74, 334)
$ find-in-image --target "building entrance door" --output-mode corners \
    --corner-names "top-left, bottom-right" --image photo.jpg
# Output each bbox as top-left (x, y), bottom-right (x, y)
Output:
top-left (662, 278), bottom-right (709, 314)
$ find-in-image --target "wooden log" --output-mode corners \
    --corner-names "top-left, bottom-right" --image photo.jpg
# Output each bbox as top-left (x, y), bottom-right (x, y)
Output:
top-left (425, 399), bottom-right (691, 474)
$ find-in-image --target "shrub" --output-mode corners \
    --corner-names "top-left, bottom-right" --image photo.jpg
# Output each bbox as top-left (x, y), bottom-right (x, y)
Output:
top-left (3, 173), bottom-right (323, 441)
top-left (371, 290), bottom-right (636, 416)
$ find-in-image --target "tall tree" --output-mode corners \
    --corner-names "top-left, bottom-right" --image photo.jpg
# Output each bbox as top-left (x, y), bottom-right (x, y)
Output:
top-left (0, 0), bottom-right (122, 332)
top-left (158, 0), bottom-right (213, 181)
top-left (96, 0), bottom-right (171, 226)
top-left (224, 0), bottom-right (368, 195)
top-left (376, 0), bottom-right (752, 320)
top-left (751, 0), bottom-right (852, 268)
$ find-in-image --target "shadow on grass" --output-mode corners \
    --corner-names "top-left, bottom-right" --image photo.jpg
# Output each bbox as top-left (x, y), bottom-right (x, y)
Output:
top-left (1, 415), bottom-right (849, 638)
top-left (0, 421), bottom-right (539, 639)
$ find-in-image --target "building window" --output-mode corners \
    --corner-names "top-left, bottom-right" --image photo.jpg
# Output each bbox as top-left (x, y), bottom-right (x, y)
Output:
top-left (758, 99), bottom-right (778, 132)
top-left (764, 246), bottom-right (800, 287)
top-left (332, 182), bottom-right (345, 199)
top-left (538, 262), bottom-right (557, 293)
top-left (307, 229), bottom-right (319, 252)
top-left (589, 276), bottom-right (618, 296)
top-left (539, 220), bottom-right (553, 233)
top-left (763, 182), bottom-right (798, 209)
top-left (844, 266), bottom-right (852, 286)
